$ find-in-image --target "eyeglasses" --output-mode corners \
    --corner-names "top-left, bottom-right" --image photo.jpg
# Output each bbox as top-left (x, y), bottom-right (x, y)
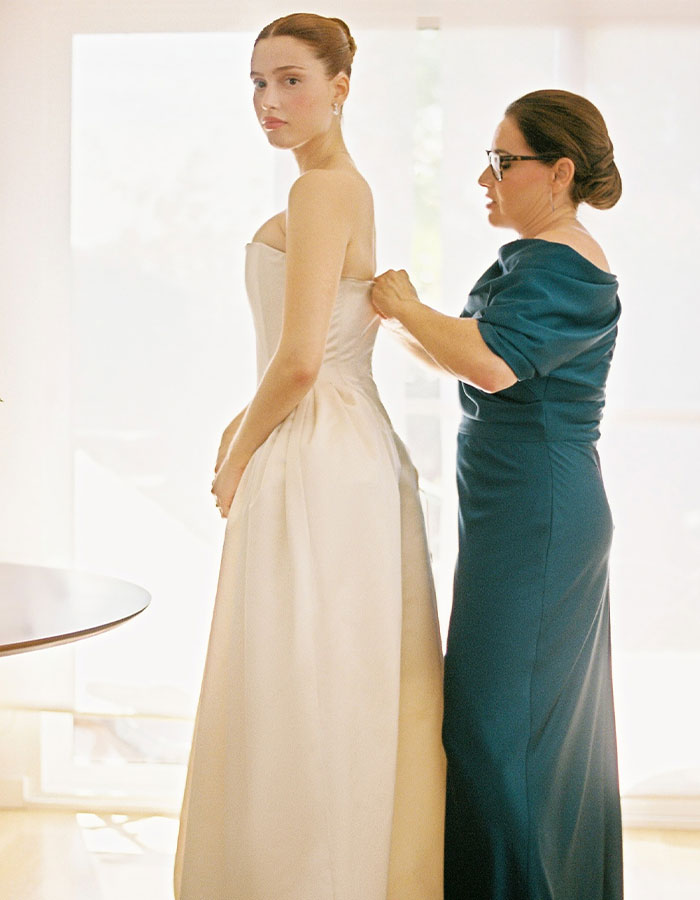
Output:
top-left (486, 149), bottom-right (560, 182)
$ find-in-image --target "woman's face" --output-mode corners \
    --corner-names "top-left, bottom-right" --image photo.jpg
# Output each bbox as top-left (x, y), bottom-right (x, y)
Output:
top-left (250, 36), bottom-right (342, 150)
top-left (478, 116), bottom-right (556, 233)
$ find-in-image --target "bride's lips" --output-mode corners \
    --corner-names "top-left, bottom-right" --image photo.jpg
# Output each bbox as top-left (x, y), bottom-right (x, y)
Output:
top-left (262, 117), bottom-right (286, 131)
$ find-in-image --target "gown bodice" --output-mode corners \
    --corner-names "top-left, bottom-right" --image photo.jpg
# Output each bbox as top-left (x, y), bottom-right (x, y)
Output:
top-left (245, 241), bottom-right (379, 387)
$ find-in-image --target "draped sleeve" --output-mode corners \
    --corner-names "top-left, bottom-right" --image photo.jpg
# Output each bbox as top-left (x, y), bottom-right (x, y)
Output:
top-left (469, 241), bottom-right (620, 382)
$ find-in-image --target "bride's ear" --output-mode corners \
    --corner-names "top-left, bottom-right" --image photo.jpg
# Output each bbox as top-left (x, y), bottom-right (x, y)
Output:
top-left (332, 73), bottom-right (350, 110)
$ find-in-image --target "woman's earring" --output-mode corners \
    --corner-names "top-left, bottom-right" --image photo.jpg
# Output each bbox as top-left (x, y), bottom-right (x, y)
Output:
top-left (550, 189), bottom-right (555, 213)
top-left (332, 102), bottom-right (340, 116)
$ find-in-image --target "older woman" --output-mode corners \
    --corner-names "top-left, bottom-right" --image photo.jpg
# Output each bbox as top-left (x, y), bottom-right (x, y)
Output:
top-left (372, 89), bottom-right (623, 900)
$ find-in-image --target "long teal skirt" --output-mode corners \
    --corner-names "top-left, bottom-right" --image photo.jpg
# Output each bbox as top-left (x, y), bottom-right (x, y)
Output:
top-left (443, 431), bottom-right (623, 899)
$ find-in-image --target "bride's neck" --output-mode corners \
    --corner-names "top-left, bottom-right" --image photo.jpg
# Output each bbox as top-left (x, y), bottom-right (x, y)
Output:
top-left (293, 130), bottom-right (353, 173)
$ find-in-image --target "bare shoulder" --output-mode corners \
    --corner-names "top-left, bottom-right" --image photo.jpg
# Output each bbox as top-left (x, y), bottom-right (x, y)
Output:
top-left (535, 226), bottom-right (611, 273)
top-left (288, 168), bottom-right (375, 279)
top-left (289, 167), bottom-right (372, 212)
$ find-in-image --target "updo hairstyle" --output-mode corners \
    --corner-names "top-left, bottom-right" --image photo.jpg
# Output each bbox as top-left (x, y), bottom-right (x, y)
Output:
top-left (255, 13), bottom-right (356, 79)
top-left (505, 89), bottom-right (622, 210)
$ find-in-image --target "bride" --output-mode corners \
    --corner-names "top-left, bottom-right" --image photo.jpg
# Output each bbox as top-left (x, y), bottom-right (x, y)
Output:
top-left (174, 14), bottom-right (445, 899)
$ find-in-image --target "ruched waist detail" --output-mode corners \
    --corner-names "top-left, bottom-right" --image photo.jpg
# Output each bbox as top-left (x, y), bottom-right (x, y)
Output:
top-left (458, 413), bottom-right (601, 443)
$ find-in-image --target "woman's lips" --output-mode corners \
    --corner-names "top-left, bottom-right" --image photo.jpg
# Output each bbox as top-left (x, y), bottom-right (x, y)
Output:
top-left (262, 118), bottom-right (286, 131)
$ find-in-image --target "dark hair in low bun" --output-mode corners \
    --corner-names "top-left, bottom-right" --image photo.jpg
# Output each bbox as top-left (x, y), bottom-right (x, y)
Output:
top-left (255, 13), bottom-right (356, 78)
top-left (505, 89), bottom-right (622, 210)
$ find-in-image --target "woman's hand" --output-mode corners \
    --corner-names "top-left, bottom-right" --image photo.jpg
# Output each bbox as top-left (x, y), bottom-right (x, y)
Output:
top-left (371, 269), bottom-right (420, 321)
top-left (211, 455), bottom-right (247, 519)
top-left (215, 430), bottom-right (233, 475)
top-left (215, 407), bottom-right (248, 473)
top-left (215, 425), bottom-right (237, 475)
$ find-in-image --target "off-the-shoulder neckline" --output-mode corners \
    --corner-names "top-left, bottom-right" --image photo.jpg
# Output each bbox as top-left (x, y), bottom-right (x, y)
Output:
top-left (246, 241), bottom-right (375, 285)
top-left (501, 238), bottom-right (617, 279)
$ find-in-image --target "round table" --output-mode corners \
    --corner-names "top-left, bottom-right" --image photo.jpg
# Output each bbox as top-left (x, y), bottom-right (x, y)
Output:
top-left (0, 562), bottom-right (151, 656)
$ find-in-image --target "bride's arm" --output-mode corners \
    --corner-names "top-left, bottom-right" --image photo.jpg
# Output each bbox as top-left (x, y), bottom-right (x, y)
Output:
top-left (212, 170), bottom-right (353, 515)
top-left (214, 406), bottom-right (248, 473)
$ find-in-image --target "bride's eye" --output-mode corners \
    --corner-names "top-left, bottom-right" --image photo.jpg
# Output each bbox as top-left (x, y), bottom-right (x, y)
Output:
top-left (252, 79), bottom-right (266, 90)
top-left (286, 77), bottom-right (300, 86)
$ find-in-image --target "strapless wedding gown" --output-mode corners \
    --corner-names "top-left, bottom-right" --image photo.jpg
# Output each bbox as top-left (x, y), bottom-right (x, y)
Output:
top-left (174, 242), bottom-right (445, 900)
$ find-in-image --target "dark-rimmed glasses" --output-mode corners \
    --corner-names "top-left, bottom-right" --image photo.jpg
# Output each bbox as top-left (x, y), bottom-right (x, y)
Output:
top-left (486, 149), bottom-right (560, 182)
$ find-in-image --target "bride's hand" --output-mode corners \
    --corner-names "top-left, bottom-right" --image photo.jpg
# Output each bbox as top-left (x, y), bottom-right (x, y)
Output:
top-left (215, 425), bottom-right (236, 474)
top-left (215, 408), bottom-right (248, 473)
top-left (371, 269), bottom-right (420, 320)
top-left (211, 456), bottom-right (247, 518)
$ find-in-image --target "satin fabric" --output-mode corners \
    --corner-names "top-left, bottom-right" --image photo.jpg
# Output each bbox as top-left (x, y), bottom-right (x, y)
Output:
top-left (175, 242), bottom-right (445, 900)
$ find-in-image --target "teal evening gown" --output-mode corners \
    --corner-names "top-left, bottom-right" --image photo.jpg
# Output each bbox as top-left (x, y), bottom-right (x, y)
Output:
top-left (443, 239), bottom-right (623, 899)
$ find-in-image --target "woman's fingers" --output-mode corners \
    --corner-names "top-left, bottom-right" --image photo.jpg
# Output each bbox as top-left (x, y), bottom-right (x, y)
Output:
top-left (371, 268), bottom-right (416, 319)
top-left (211, 486), bottom-right (228, 518)
top-left (211, 462), bottom-right (244, 520)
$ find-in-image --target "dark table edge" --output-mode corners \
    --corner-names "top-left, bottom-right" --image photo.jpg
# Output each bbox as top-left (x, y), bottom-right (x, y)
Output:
top-left (0, 607), bottom-right (149, 657)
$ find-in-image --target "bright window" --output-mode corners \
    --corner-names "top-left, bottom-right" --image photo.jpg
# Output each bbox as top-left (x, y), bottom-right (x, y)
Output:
top-left (31, 21), bottom-right (700, 823)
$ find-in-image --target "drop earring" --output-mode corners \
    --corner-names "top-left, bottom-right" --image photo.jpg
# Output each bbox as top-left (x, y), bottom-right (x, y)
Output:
top-left (550, 189), bottom-right (555, 213)
top-left (332, 102), bottom-right (340, 116)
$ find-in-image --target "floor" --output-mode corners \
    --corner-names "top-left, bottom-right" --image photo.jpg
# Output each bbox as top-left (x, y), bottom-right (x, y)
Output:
top-left (0, 810), bottom-right (699, 899)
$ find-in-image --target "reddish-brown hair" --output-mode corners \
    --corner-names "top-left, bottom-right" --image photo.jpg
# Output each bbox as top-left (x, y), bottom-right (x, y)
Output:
top-left (255, 13), bottom-right (356, 78)
top-left (506, 89), bottom-right (622, 209)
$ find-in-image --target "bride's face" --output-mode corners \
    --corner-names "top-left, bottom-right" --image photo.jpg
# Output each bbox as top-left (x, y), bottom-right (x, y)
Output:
top-left (250, 36), bottom-right (343, 149)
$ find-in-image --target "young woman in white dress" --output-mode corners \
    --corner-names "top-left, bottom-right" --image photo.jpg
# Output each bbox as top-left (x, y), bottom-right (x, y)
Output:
top-left (174, 14), bottom-right (445, 899)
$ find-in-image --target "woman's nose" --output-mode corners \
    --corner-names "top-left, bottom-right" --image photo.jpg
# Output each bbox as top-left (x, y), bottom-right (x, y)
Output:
top-left (478, 165), bottom-right (494, 187)
top-left (259, 86), bottom-right (279, 111)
